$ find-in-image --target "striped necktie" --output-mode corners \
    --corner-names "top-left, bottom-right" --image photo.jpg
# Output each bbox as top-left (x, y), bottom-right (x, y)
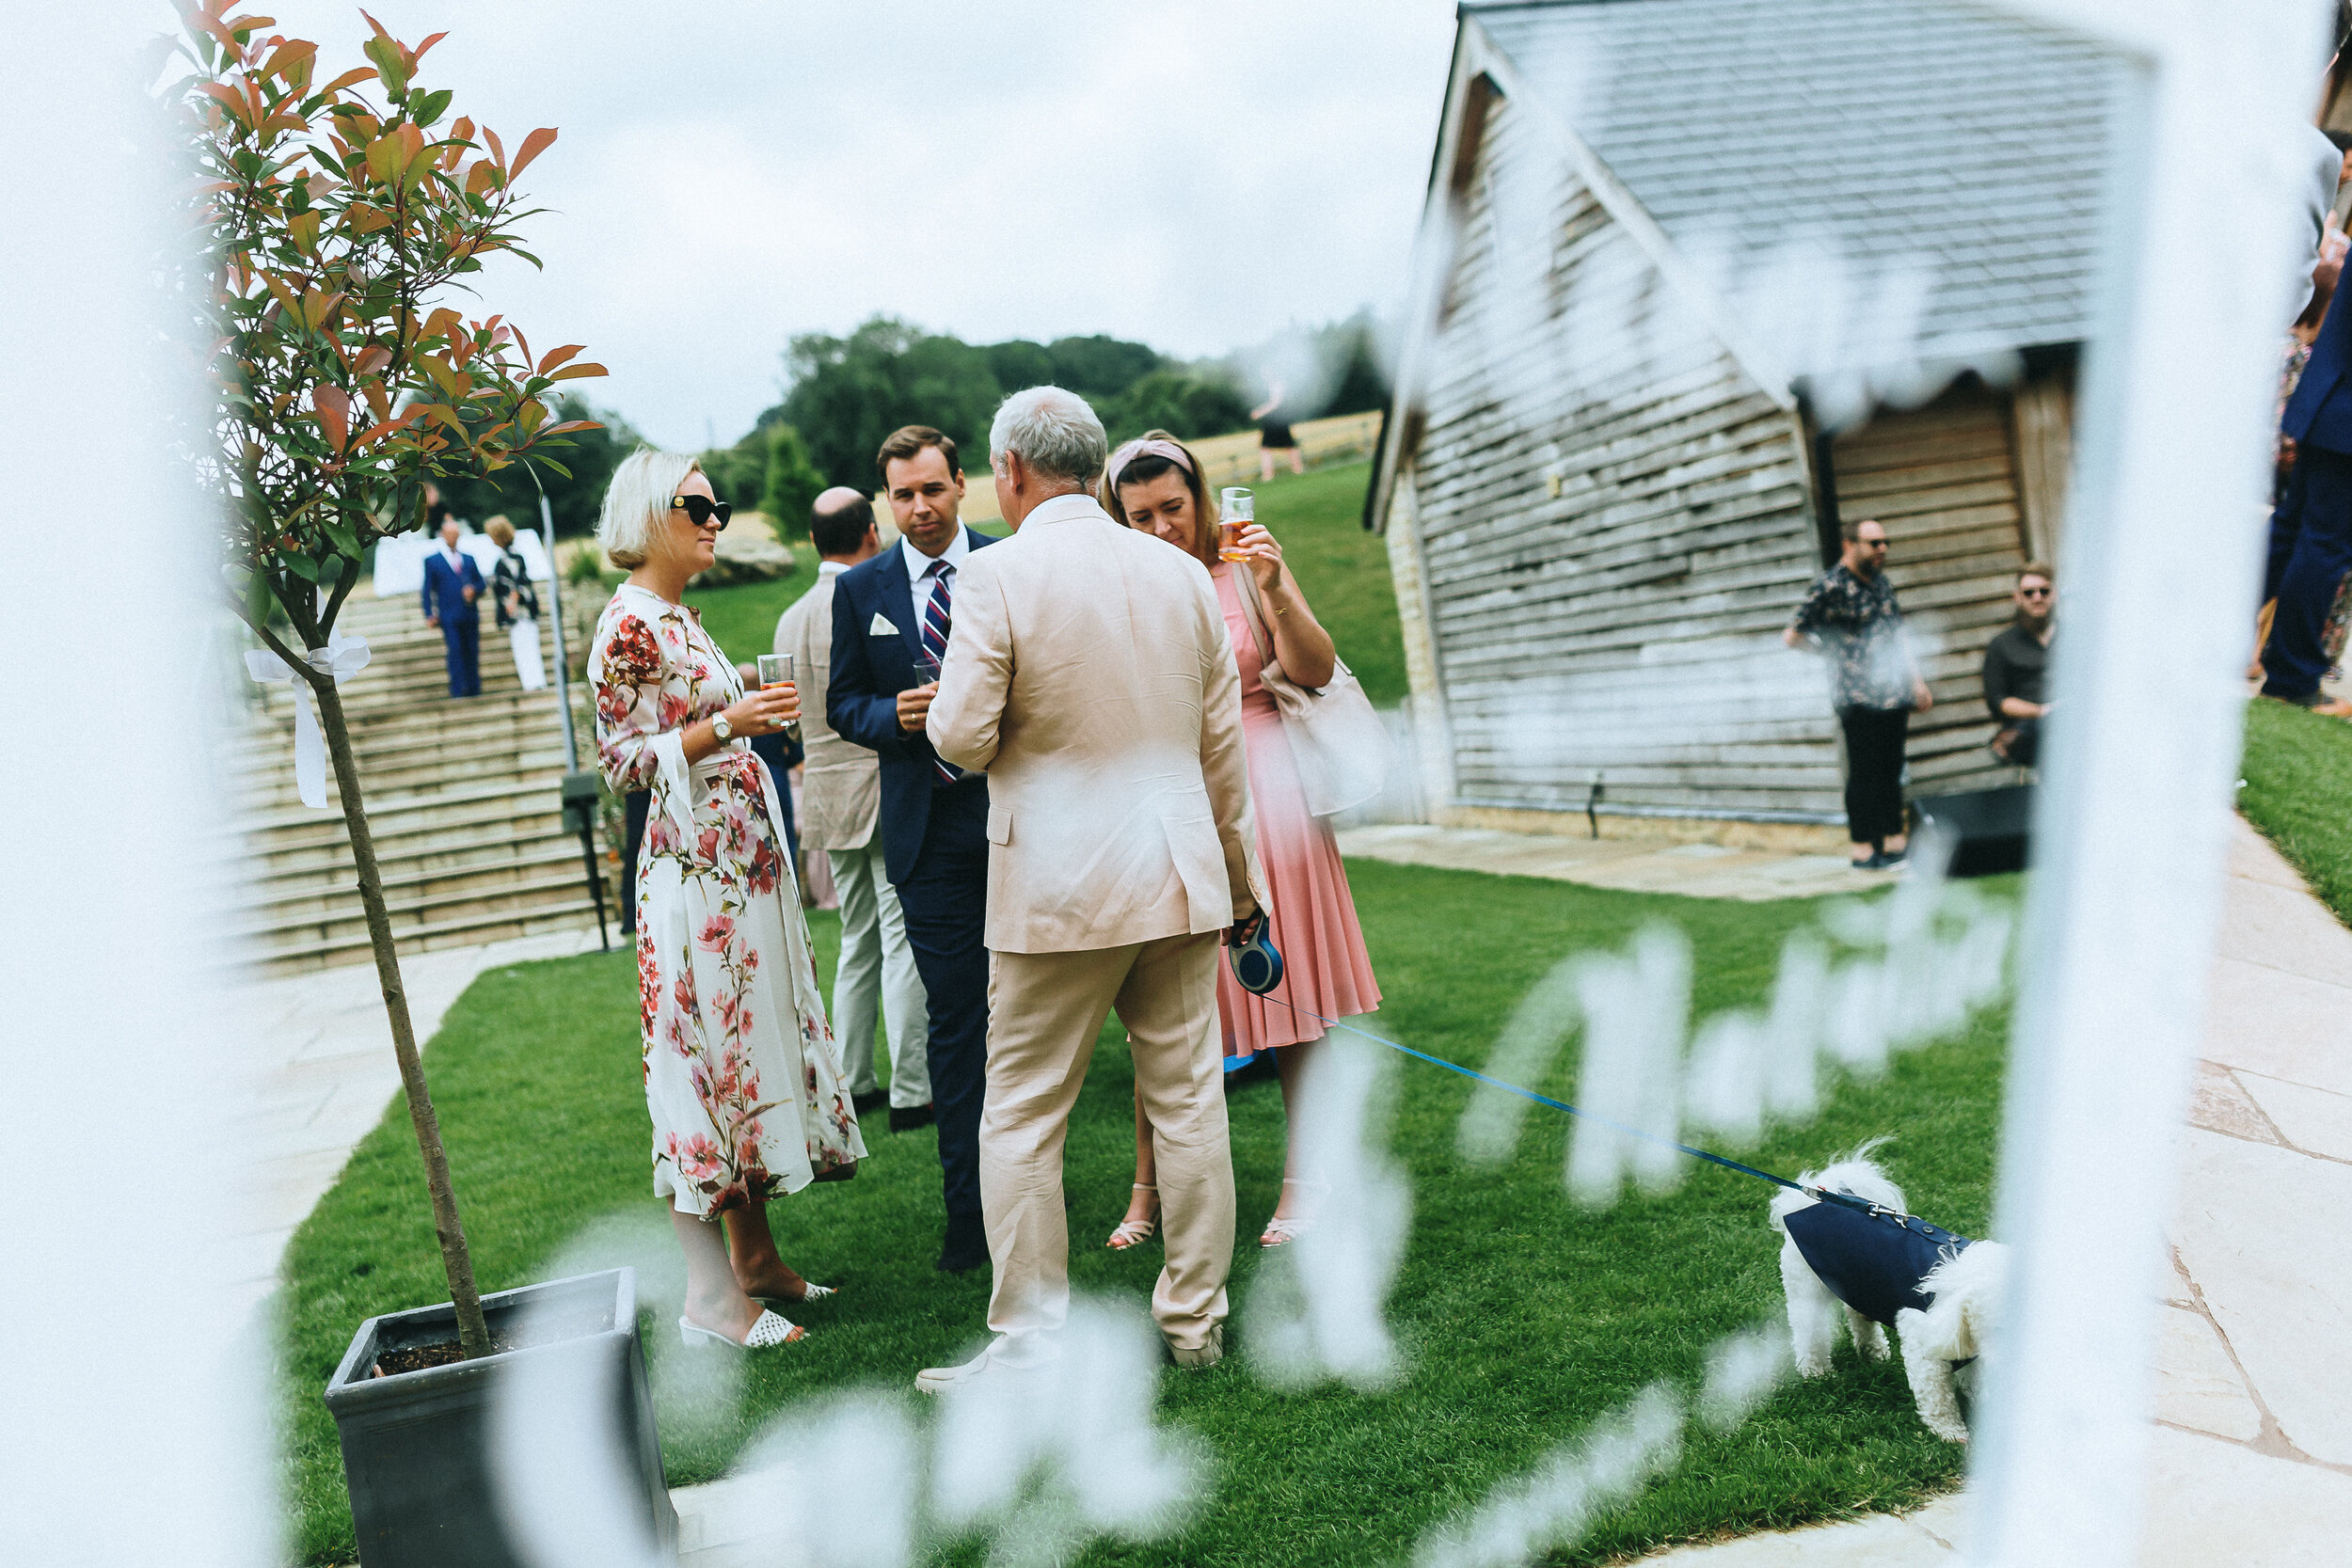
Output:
top-left (923, 561), bottom-right (961, 784)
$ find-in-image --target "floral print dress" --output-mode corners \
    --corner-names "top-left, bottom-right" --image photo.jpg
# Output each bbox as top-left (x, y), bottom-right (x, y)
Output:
top-left (591, 583), bottom-right (865, 1217)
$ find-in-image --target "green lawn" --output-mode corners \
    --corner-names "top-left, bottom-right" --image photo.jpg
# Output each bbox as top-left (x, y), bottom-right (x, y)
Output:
top-left (672, 461), bottom-right (1406, 705)
top-left (2240, 698), bottom-right (2352, 928)
top-left (278, 863), bottom-right (2004, 1565)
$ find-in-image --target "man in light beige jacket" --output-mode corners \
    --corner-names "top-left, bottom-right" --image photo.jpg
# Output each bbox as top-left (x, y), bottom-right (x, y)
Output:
top-left (775, 487), bottom-right (931, 1130)
top-left (919, 387), bottom-right (1263, 1386)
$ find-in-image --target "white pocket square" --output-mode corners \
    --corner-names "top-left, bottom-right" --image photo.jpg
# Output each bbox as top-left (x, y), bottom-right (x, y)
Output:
top-left (868, 612), bottom-right (898, 636)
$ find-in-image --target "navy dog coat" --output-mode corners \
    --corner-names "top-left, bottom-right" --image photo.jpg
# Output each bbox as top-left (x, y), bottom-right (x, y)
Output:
top-left (1783, 1196), bottom-right (1973, 1326)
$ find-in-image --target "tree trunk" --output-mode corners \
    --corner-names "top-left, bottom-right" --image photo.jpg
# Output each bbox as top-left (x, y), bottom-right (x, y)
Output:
top-left (312, 672), bottom-right (493, 1360)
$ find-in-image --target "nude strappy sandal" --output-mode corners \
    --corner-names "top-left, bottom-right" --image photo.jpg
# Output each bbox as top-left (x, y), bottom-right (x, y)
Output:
top-left (1106, 1183), bottom-right (1159, 1249)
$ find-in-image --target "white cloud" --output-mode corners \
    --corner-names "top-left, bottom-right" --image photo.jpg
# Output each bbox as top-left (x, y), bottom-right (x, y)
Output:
top-left (238, 0), bottom-right (1458, 447)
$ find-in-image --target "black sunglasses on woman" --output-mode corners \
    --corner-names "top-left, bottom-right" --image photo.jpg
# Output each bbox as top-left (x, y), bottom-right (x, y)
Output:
top-left (672, 495), bottom-right (732, 531)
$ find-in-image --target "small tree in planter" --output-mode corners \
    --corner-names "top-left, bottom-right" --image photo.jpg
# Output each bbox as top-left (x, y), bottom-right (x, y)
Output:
top-left (173, 2), bottom-right (603, 1360)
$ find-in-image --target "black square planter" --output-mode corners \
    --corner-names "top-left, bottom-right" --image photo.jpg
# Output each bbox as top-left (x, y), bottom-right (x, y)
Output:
top-left (324, 1267), bottom-right (677, 1568)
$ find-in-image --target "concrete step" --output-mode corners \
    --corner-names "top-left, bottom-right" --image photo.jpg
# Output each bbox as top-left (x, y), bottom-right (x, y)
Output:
top-left (230, 740), bottom-right (576, 812)
top-left (249, 893), bottom-right (616, 978)
top-left (220, 815), bottom-right (586, 902)
top-left (230, 776), bottom-right (579, 858)
top-left (219, 838), bottom-right (596, 928)
top-left (218, 589), bottom-right (615, 974)
top-left (230, 858), bottom-right (605, 950)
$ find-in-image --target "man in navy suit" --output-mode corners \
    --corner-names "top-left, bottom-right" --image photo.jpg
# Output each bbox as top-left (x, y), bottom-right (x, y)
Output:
top-left (827, 425), bottom-right (997, 1274)
top-left (421, 506), bottom-right (486, 699)
top-left (2266, 53), bottom-right (2352, 721)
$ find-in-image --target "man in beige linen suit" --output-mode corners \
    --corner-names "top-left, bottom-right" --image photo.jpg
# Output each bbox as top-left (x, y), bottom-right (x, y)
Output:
top-left (918, 387), bottom-right (1263, 1386)
top-left (774, 487), bottom-right (931, 1130)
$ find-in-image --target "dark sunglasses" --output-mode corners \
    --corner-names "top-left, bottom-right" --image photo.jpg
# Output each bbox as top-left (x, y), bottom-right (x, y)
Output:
top-left (2019, 585), bottom-right (2052, 598)
top-left (672, 495), bottom-right (732, 531)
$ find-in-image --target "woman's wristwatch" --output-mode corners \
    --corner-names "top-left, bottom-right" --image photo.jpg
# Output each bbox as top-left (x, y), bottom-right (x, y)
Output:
top-left (711, 713), bottom-right (734, 741)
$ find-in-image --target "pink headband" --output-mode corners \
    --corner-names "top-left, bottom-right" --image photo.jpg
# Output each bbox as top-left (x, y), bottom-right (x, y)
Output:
top-left (1106, 436), bottom-right (1195, 487)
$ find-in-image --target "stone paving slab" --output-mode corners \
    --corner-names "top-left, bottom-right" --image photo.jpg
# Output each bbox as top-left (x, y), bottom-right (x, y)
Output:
top-left (1334, 823), bottom-right (1889, 902)
top-left (1470, 814), bottom-right (2352, 1565)
top-left (220, 926), bottom-right (609, 1317)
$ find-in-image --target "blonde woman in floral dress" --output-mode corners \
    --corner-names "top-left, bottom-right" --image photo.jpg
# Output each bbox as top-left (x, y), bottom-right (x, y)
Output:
top-left (591, 449), bottom-right (866, 1351)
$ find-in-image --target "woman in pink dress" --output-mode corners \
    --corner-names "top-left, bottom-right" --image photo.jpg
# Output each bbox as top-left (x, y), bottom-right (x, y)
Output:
top-left (1100, 431), bottom-right (1383, 1248)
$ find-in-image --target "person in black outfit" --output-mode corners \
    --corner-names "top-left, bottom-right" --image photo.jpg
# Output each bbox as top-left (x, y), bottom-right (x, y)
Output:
top-left (1982, 563), bottom-right (2055, 768)
top-left (1786, 517), bottom-right (1933, 870)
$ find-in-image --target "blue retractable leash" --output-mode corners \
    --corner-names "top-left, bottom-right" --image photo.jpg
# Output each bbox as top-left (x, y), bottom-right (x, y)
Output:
top-left (1229, 916), bottom-right (1949, 1241)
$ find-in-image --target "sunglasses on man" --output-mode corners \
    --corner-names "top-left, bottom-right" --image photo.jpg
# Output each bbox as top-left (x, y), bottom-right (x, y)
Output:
top-left (2019, 585), bottom-right (2052, 599)
top-left (672, 495), bottom-right (732, 531)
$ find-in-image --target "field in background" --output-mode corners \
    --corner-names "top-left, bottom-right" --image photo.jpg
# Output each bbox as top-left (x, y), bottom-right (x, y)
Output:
top-left (680, 456), bottom-right (1408, 706)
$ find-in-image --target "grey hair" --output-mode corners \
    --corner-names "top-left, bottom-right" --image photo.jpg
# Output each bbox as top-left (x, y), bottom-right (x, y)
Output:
top-left (988, 385), bottom-right (1107, 484)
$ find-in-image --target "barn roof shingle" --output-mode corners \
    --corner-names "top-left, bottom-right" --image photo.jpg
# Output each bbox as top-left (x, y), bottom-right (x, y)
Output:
top-left (1468, 0), bottom-right (2134, 359)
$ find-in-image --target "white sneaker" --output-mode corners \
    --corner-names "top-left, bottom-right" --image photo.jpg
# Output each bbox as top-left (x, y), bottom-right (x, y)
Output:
top-left (914, 1344), bottom-right (997, 1395)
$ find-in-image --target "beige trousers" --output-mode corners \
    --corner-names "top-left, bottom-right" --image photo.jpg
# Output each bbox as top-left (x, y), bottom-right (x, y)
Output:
top-left (983, 931), bottom-right (1233, 1352)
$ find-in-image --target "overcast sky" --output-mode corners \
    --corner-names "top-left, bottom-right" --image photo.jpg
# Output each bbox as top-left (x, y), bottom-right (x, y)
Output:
top-left (238, 2), bottom-right (1459, 450)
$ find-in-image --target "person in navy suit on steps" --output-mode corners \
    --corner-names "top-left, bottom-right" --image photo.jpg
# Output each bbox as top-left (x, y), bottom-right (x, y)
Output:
top-left (421, 502), bottom-right (486, 699)
top-left (826, 425), bottom-right (997, 1275)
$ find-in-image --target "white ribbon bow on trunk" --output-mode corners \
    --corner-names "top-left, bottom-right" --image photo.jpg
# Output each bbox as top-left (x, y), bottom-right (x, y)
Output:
top-left (245, 632), bottom-right (372, 809)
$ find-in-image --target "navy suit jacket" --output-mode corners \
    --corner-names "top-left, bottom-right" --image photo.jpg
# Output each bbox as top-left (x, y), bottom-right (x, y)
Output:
top-left (826, 528), bottom-right (997, 884)
top-left (2285, 280), bottom-right (2352, 455)
top-left (421, 549), bottom-right (485, 625)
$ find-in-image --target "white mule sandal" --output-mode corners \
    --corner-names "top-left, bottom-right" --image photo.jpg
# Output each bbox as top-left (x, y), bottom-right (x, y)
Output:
top-left (679, 1308), bottom-right (803, 1350)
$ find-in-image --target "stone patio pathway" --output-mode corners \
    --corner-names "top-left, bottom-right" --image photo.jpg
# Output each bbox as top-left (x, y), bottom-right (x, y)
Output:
top-left (220, 927), bottom-right (609, 1321)
top-left (1333, 822), bottom-right (1892, 901)
top-left (1623, 816), bottom-right (2352, 1565)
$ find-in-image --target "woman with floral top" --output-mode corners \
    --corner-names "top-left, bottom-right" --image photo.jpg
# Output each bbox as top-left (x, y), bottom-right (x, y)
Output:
top-left (590, 449), bottom-right (866, 1351)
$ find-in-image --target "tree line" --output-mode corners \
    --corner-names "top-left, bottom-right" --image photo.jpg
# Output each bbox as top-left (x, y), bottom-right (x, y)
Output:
top-left (439, 312), bottom-right (1390, 539)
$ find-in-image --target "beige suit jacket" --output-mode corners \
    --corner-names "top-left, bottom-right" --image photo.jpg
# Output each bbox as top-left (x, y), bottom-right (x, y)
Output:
top-left (927, 492), bottom-right (1264, 955)
top-left (774, 561), bottom-right (879, 851)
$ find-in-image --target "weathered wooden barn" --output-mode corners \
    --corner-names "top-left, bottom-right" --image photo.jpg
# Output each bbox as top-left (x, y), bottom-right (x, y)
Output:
top-left (1369, 0), bottom-right (2135, 833)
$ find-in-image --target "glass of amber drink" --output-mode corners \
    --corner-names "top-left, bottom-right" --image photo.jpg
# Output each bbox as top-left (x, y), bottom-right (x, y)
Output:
top-left (1218, 487), bottom-right (1254, 562)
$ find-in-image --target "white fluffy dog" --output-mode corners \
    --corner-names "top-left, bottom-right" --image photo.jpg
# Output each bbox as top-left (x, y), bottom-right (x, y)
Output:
top-left (1769, 1146), bottom-right (2007, 1443)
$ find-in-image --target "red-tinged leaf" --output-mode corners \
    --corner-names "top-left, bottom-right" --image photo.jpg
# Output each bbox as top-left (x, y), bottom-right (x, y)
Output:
top-left (451, 115), bottom-right (474, 143)
top-left (536, 342), bottom-right (585, 374)
top-left (509, 126), bottom-right (557, 179)
top-left (358, 8), bottom-right (390, 40)
top-left (195, 179), bottom-right (239, 196)
top-left (347, 203), bottom-right (392, 235)
top-left (319, 66), bottom-right (373, 96)
top-left (508, 325), bottom-right (533, 369)
top-left (481, 125), bottom-right (505, 168)
top-left (354, 344), bottom-right (390, 376)
top-left (314, 387), bottom-right (350, 451)
top-left (259, 40), bottom-right (314, 79)
top-left (541, 420), bottom-right (604, 436)
top-left (548, 362), bottom-right (607, 382)
top-left (420, 306), bottom-right (463, 345)
top-left (413, 31), bottom-right (448, 63)
top-left (360, 380), bottom-right (391, 422)
top-left (197, 81), bottom-right (248, 123)
top-left (286, 210), bottom-right (320, 255)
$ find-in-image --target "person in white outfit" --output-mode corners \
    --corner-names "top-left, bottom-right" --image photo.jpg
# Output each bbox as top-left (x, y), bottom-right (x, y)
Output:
top-left (485, 515), bottom-right (547, 691)
top-left (776, 487), bottom-right (934, 1132)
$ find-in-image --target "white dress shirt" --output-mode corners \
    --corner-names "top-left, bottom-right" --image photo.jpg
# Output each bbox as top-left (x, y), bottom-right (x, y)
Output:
top-left (900, 526), bottom-right (970, 593)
